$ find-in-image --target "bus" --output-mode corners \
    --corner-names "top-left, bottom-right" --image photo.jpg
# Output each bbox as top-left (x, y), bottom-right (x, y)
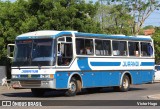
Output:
top-left (7, 30), bottom-right (155, 97)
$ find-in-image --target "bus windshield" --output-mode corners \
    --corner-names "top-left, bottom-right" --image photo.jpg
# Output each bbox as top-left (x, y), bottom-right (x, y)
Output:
top-left (12, 39), bottom-right (55, 66)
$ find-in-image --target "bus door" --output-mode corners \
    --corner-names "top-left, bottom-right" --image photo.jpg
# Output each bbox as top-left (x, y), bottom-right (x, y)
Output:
top-left (57, 36), bottom-right (73, 66)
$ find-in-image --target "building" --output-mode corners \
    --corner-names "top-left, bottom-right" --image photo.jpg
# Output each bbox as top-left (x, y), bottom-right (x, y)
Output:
top-left (143, 29), bottom-right (155, 36)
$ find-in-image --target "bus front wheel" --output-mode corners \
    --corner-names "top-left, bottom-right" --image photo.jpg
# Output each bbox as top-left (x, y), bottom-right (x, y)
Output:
top-left (114, 75), bottom-right (130, 92)
top-left (65, 78), bottom-right (81, 96)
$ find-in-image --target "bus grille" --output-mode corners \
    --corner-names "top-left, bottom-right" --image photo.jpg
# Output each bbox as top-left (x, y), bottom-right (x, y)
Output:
top-left (20, 81), bottom-right (41, 87)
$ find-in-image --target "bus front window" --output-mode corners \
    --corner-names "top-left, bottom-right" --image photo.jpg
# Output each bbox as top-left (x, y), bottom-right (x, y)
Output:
top-left (14, 40), bottom-right (32, 62)
top-left (13, 39), bottom-right (55, 66)
top-left (32, 39), bottom-right (53, 61)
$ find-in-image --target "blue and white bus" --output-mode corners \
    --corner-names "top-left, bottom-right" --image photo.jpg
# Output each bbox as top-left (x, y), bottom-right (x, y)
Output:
top-left (8, 30), bottom-right (155, 96)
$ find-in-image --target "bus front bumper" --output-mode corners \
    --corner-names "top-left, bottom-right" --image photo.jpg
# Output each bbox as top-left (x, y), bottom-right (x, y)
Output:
top-left (11, 78), bottom-right (56, 89)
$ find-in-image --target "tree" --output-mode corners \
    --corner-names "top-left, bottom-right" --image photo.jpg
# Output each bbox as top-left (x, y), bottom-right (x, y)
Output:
top-left (152, 27), bottom-right (160, 64)
top-left (143, 25), bottom-right (155, 30)
top-left (126, 0), bottom-right (160, 35)
top-left (104, 0), bottom-right (160, 35)
top-left (95, 1), bottom-right (134, 35)
top-left (0, 1), bottom-right (17, 65)
top-left (17, 0), bottom-right (101, 33)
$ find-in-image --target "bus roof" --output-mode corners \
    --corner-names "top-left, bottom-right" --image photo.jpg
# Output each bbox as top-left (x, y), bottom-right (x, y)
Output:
top-left (16, 30), bottom-right (77, 39)
top-left (16, 30), bottom-right (152, 41)
top-left (75, 32), bottom-right (152, 41)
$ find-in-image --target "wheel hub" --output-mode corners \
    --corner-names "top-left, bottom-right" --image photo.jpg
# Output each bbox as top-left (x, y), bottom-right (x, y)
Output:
top-left (69, 82), bottom-right (76, 92)
top-left (123, 78), bottom-right (129, 89)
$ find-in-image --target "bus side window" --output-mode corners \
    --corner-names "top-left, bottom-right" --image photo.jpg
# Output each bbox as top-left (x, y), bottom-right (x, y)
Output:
top-left (58, 43), bottom-right (73, 66)
top-left (147, 43), bottom-right (153, 56)
top-left (112, 41), bottom-right (118, 56)
top-left (95, 40), bottom-right (103, 55)
top-left (76, 38), bottom-right (93, 55)
top-left (95, 40), bottom-right (111, 56)
top-left (76, 39), bottom-right (85, 55)
top-left (128, 42), bottom-right (139, 56)
top-left (103, 40), bottom-right (111, 56)
top-left (141, 42), bottom-right (153, 57)
top-left (85, 39), bottom-right (93, 55)
top-left (112, 41), bottom-right (127, 56)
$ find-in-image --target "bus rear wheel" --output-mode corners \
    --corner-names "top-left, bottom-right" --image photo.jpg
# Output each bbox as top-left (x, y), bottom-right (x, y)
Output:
top-left (65, 78), bottom-right (81, 96)
top-left (114, 75), bottom-right (130, 92)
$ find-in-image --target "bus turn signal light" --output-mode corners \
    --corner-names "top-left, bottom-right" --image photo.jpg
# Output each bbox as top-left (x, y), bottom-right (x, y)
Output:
top-left (50, 74), bottom-right (54, 78)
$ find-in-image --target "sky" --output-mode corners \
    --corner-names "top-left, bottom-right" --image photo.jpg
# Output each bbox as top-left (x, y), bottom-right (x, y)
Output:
top-left (2, 0), bottom-right (160, 27)
top-left (143, 10), bottom-right (160, 27)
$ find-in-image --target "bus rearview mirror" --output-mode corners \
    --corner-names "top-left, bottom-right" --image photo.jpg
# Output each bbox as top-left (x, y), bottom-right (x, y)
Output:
top-left (7, 44), bottom-right (15, 59)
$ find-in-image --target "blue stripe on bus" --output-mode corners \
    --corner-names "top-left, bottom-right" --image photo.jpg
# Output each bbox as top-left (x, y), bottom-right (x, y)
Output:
top-left (16, 36), bottom-right (31, 40)
top-left (140, 62), bottom-right (155, 66)
top-left (77, 58), bottom-right (91, 70)
top-left (16, 31), bottom-right (152, 42)
top-left (75, 33), bottom-right (152, 41)
top-left (90, 62), bottom-right (121, 66)
top-left (16, 36), bottom-right (53, 40)
top-left (53, 32), bottom-right (72, 38)
top-left (90, 62), bottom-right (154, 67)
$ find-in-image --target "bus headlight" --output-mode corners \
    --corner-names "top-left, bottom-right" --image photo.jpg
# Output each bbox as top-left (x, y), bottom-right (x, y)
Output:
top-left (41, 74), bottom-right (49, 78)
top-left (41, 74), bottom-right (54, 78)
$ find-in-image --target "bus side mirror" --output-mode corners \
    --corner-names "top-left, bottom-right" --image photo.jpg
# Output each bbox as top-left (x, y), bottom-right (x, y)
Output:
top-left (7, 44), bottom-right (15, 59)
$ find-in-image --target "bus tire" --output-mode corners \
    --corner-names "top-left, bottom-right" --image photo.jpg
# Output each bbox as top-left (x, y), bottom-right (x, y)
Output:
top-left (65, 78), bottom-right (80, 96)
top-left (31, 88), bottom-right (45, 97)
top-left (114, 75), bottom-right (130, 92)
top-left (77, 80), bottom-right (82, 92)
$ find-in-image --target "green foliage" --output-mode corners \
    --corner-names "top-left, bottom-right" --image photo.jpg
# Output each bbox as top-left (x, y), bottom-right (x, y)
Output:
top-left (152, 27), bottom-right (160, 64)
top-left (95, 3), bottom-right (134, 35)
top-left (143, 25), bottom-right (155, 30)
top-left (98, 0), bottom-right (160, 35)
top-left (0, 0), bottom-right (102, 65)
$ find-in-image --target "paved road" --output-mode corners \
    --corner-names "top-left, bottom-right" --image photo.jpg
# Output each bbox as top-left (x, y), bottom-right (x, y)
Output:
top-left (0, 82), bottom-right (160, 109)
